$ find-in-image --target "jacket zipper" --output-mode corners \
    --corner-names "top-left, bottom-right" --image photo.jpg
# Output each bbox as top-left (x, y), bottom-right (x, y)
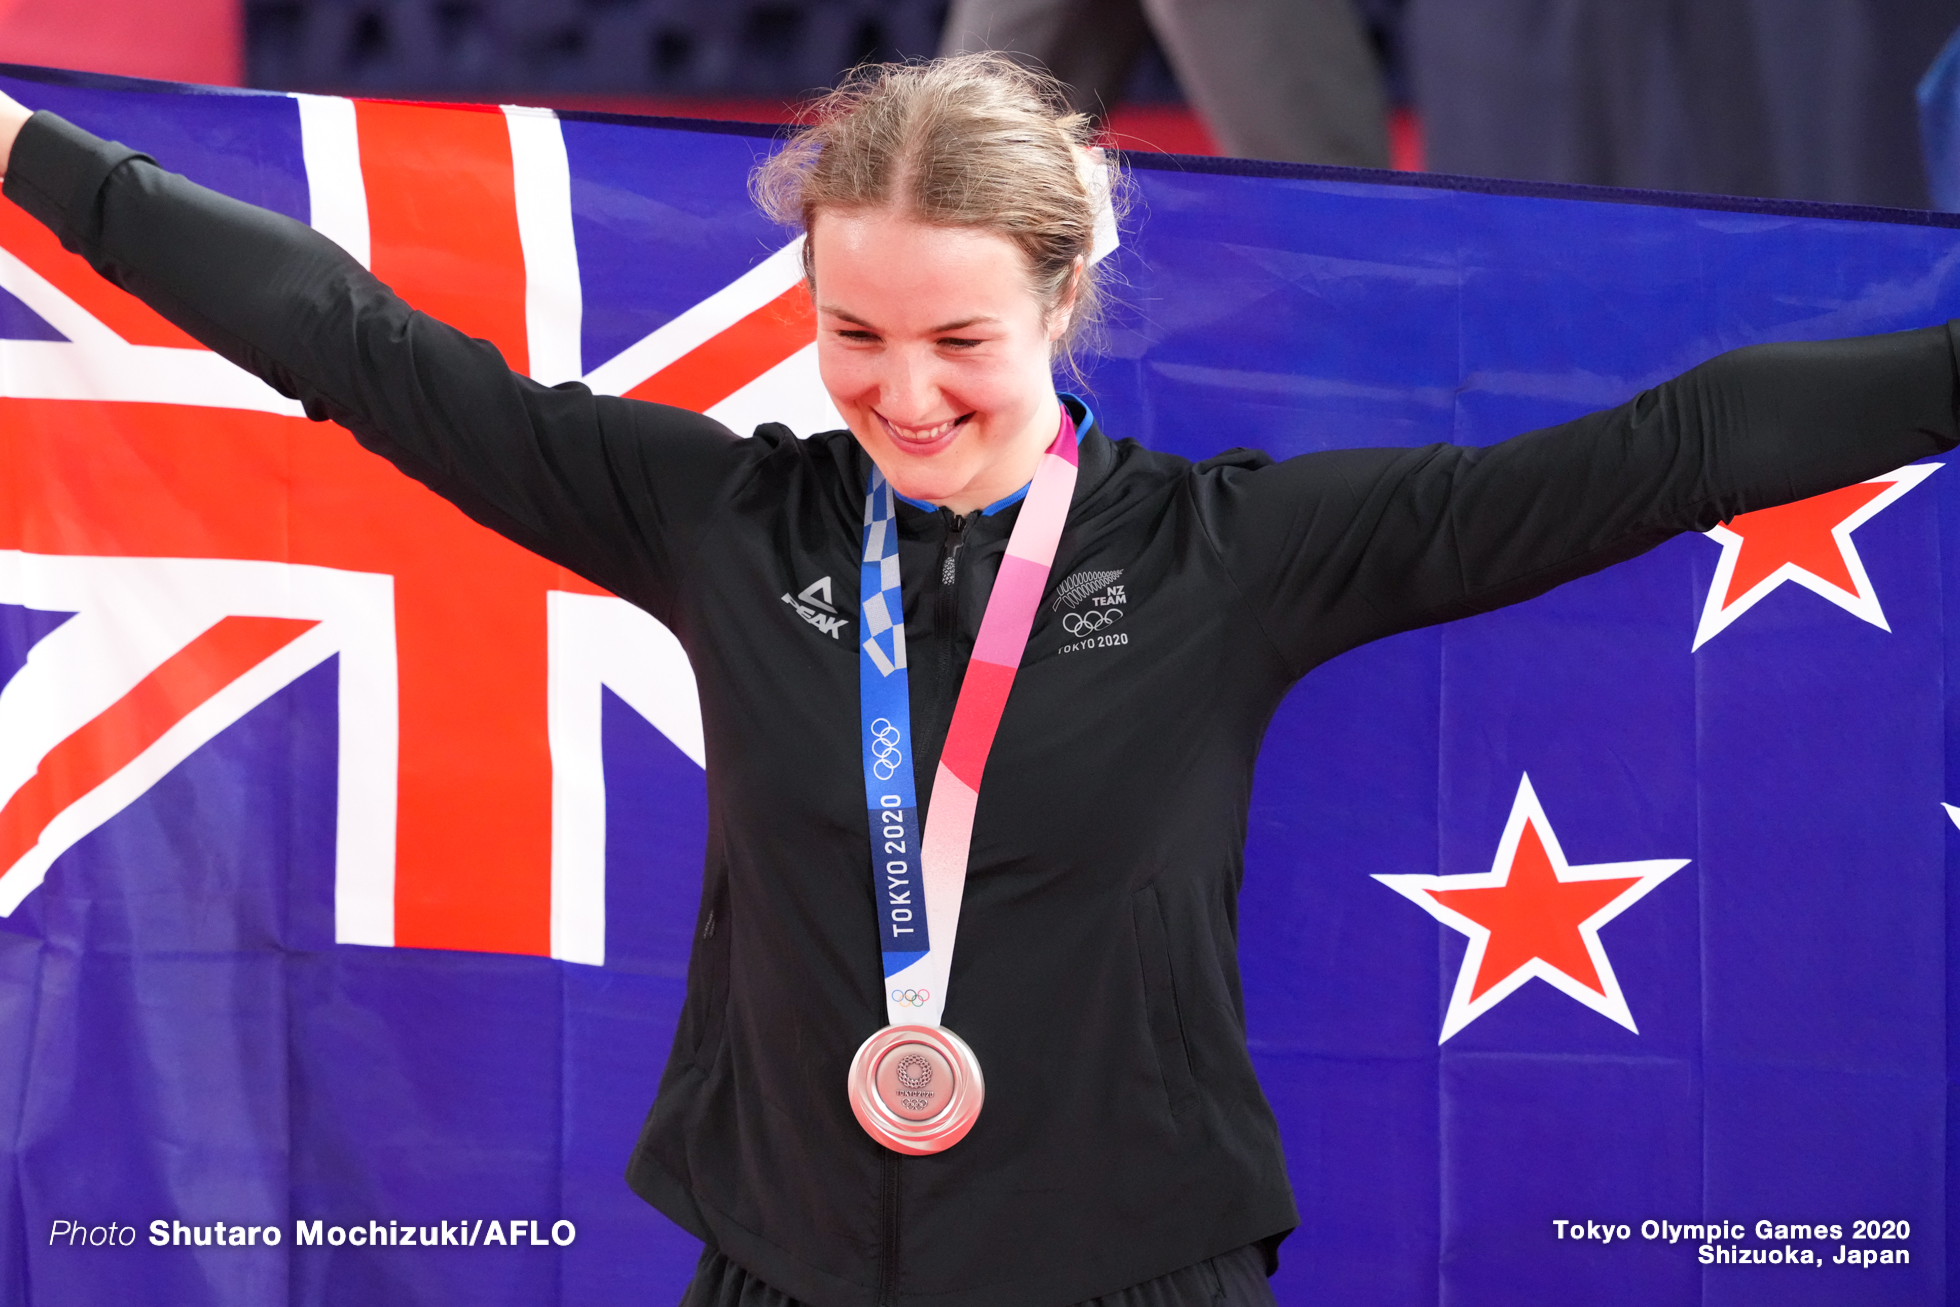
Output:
top-left (935, 511), bottom-right (969, 726)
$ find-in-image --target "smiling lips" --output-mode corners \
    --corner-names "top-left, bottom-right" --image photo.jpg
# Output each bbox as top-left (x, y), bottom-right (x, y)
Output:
top-left (879, 411), bottom-right (973, 452)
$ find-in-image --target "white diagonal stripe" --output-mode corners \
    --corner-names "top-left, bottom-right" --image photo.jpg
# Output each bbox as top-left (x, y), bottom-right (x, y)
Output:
top-left (0, 553), bottom-right (397, 939)
top-left (703, 340), bottom-right (842, 438)
top-left (0, 244), bottom-right (125, 347)
top-left (581, 238), bottom-right (805, 397)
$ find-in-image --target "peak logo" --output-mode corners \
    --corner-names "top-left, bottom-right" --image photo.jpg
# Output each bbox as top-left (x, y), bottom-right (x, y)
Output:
top-left (783, 575), bottom-right (847, 638)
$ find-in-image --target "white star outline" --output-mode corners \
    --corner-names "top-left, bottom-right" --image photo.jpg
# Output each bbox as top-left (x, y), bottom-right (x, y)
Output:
top-left (1691, 463), bottom-right (1940, 651)
top-left (1374, 774), bottom-right (1689, 1043)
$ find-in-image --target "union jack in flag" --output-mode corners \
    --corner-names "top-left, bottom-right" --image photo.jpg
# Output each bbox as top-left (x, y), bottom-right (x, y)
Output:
top-left (0, 84), bottom-right (841, 965)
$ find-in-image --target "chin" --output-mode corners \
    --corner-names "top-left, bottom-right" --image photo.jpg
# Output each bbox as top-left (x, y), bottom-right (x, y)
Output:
top-left (885, 467), bottom-right (964, 505)
top-left (854, 432), bottom-right (967, 500)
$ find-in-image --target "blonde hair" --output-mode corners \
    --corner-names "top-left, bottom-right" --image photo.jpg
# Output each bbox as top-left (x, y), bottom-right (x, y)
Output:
top-left (751, 53), bottom-right (1121, 362)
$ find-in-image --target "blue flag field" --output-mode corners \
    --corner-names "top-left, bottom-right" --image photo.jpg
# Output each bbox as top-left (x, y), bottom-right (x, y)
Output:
top-left (0, 61), bottom-right (1950, 1306)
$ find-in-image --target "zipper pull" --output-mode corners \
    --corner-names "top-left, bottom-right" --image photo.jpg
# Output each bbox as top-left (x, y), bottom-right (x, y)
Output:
top-left (941, 512), bottom-right (969, 586)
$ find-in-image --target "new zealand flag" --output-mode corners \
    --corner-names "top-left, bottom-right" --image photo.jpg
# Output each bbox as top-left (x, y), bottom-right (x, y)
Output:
top-left (0, 61), bottom-right (1950, 1306)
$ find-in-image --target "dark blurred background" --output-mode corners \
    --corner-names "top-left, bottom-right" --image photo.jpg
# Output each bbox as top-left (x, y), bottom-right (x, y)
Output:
top-left (4, 0), bottom-right (1960, 207)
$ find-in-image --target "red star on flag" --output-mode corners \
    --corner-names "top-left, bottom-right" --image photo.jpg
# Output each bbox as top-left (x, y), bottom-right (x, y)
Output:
top-left (1691, 463), bottom-right (1938, 649)
top-left (1375, 774), bottom-right (1687, 1042)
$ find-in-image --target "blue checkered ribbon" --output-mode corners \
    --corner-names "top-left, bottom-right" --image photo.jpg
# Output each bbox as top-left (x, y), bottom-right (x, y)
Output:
top-left (859, 466), bottom-right (926, 974)
top-left (859, 470), bottom-right (907, 676)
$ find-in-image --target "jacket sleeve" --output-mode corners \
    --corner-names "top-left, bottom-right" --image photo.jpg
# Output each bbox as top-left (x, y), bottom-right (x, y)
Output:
top-left (1199, 324), bottom-right (1960, 675)
top-left (1, 109), bottom-right (753, 622)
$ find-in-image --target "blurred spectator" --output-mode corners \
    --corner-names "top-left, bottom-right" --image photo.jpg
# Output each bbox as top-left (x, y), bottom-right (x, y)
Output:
top-left (0, 0), bottom-right (239, 85)
top-left (1917, 24), bottom-right (1960, 210)
top-left (246, 0), bottom-right (944, 99)
top-left (1407, 0), bottom-right (1960, 208)
top-left (939, 0), bottom-right (1391, 167)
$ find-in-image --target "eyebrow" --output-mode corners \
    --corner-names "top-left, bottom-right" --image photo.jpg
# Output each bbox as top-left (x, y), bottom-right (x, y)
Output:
top-left (818, 306), bottom-right (1002, 334)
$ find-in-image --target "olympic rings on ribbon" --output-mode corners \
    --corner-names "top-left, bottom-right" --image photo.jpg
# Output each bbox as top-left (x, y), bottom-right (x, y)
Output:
top-left (1061, 609), bottom-right (1122, 636)
top-left (889, 988), bottom-right (930, 1008)
top-left (869, 718), bottom-right (903, 781)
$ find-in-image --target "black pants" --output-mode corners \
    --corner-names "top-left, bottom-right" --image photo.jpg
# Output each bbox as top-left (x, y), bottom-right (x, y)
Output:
top-left (680, 1242), bottom-right (1278, 1307)
top-left (939, 0), bottom-right (1389, 167)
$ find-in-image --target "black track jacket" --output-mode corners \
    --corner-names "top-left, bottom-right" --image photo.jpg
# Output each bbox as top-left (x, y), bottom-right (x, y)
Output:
top-left (9, 110), bottom-right (1959, 1307)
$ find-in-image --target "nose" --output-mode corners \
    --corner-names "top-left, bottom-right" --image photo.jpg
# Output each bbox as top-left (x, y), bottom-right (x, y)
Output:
top-left (876, 346), bottom-right (943, 424)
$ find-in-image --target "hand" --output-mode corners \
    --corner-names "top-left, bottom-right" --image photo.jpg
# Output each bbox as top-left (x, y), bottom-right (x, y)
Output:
top-left (0, 91), bottom-right (33, 179)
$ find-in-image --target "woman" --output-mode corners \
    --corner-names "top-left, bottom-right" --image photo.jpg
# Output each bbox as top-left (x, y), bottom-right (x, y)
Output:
top-left (0, 55), bottom-right (1953, 1307)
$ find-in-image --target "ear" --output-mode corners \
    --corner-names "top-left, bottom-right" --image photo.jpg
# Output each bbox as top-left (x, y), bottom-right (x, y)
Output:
top-left (802, 209), bottom-right (824, 294)
top-left (1047, 257), bottom-right (1087, 343)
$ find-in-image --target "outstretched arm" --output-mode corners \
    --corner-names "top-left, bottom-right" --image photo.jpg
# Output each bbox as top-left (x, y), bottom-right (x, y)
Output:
top-left (0, 93), bottom-right (30, 170)
top-left (0, 92), bottom-right (748, 622)
top-left (1202, 326), bottom-right (1960, 675)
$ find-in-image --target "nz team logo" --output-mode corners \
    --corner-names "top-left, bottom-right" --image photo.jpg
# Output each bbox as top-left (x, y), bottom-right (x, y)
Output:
top-left (1053, 567), bottom-right (1128, 653)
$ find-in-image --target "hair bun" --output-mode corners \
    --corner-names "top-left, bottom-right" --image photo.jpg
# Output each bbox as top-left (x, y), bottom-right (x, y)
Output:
top-left (751, 53), bottom-right (1127, 368)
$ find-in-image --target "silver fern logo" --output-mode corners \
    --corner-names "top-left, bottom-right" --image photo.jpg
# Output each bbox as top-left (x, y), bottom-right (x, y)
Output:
top-left (1054, 569), bottom-right (1131, 655)
top-left (1052, 569), bottom-right (1123, 611)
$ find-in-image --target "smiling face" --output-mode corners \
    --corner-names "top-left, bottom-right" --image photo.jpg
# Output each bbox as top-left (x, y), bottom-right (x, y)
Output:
top-left (811, 208), bottom-right (1074, 513)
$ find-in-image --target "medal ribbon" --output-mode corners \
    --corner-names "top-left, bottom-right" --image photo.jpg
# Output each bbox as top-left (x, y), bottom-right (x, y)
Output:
top-left (859, 407), bottom-right (1080, 1029)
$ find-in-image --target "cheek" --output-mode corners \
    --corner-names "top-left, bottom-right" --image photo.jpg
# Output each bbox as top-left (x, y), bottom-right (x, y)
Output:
top-left (945, 339), bottom-right (1046, 403)
top-left (951, 368), bottom-right (1020, 417)
top-left (816, 343), bottom-right (877, 406)
top-left (956, 352), bottom-right (1046, 422)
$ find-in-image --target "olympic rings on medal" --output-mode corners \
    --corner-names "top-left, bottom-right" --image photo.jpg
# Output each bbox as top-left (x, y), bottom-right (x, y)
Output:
top-left (1061, 609), bottom-right (1122, 636)
top-left (889, 988), bottom-right (930, 1008)
top-left (869, 718), bottom-right (904, 781)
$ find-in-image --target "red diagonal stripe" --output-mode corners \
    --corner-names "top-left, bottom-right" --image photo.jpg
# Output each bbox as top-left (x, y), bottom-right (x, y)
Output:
top-left (0, 200), bottom-right (204, 348)
top-left (0, 614), bottom-right (318, 874)
top-left (625, 282), bottom-right (815, 412)
top-left (355, 100), bottom-right (530, 376)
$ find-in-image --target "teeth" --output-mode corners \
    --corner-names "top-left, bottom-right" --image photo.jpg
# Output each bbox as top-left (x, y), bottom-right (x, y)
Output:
top-left (883, 415), bottom-right (961, 444)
